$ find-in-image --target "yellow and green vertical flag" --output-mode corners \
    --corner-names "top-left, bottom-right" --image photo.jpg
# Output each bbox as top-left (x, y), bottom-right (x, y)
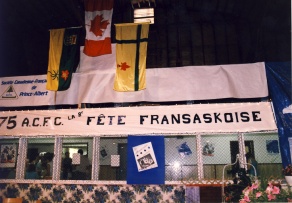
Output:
top-left (46, 27), bottom-right (80, 91)
top-left (114, 23), bottom-right (150, 92)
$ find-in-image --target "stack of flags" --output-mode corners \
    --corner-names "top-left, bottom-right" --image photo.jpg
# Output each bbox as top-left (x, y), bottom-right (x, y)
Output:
top-left (46, 0), bottom-right (149, 92)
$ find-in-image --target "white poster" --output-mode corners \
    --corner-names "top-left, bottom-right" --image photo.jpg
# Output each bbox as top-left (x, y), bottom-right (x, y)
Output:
top-left (133, 142), bottom-right (158, 172)
top-left (0, 144), bottom-right (17, 168)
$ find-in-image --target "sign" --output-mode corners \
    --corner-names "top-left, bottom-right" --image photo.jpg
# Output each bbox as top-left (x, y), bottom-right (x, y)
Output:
top-left (127, 136), bottom-right (165, 184)
top-left (0, 75), bottom-right (52, 106)
top-left (0, 61), bottom-right (268, 107)
top-left (133, 142), bottom-right (158, 172)
top-left (0, 102), bottom-right (277, 136)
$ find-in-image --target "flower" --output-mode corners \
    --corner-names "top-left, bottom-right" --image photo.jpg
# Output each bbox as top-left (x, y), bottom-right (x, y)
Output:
top-left (239, 182), bottom-right (292, 202)
top-left (283, 164), bottom-right (292, 176)
top-left (255, 191), bottom-right (262, 198)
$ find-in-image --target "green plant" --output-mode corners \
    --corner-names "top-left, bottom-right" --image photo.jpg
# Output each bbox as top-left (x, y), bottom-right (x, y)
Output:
top-left (239, 182), bottom-right (292, 202)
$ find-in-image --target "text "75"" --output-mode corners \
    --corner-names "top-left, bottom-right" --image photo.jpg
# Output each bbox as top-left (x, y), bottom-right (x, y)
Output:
top-left (0, 116), bottom-right (17, 129)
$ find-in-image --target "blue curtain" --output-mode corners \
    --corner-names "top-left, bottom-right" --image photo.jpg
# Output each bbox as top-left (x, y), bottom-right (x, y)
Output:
top-left (265, 62), bottom-right (292, 167)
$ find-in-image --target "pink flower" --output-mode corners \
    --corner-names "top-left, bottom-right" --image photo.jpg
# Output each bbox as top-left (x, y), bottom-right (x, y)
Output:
top-left (265, 185), bottom-right (273, 194)
top-left (255, 191), bottom-right (262, 198)
top-left (272, 186), bottom-right (280, 194)
top-left (243, 187), bottom-right (252, 196)
top-left (251, 183), bottom-right (259, 190)
top-left (243, 195), bottom-right (251, 202)
top-left (239, 181), bottom-right (291, 202)
top-left (267, 194), bottom-right (276, 201)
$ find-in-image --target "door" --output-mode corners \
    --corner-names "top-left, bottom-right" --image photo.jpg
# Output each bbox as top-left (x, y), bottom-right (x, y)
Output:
top-left (229, 141), bottom-right (254, 175)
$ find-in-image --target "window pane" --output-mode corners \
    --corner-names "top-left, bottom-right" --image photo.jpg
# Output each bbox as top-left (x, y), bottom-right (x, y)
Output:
top-left (0, 138), bottom-right (18, 179)
top-left (165, 136), bottom-right (197, 181)
top-left (244, 133), bottom-right (282, 179)
top-left (63, 137), bottom-right (92, 180)
top-left (27, 138), bottom-right (54, 179)
top-left (99, 137), bottom-right (127, 180)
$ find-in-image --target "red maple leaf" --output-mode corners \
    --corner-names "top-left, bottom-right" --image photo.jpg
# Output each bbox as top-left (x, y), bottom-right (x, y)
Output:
top-left (61, 70), bottom-right (70, 81)
top-left (117, 62), bottom-right (130, 71)
top-left (90, 14), bottom-right (109, 37)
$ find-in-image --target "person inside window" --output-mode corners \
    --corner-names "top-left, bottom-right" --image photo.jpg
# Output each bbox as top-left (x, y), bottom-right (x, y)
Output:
top-left (25, 163), bottom-right (39, 179)
top-left (62, 152), bottom-right (72, 180)
top-left (73, 149), bottom-right (90, 180)
top-left (246, 152), bottom-right (258, 177)
top-left (43, 152), bottom-right (54, 179)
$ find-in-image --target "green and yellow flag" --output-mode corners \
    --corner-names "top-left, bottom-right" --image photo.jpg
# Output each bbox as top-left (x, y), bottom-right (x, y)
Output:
top-left (46, 27), bottom-right (80, 91)
top-left (114, 23), bottom-right (150, 92)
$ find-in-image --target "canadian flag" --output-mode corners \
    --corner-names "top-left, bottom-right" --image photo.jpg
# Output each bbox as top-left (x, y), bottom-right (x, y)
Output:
top-left (83, 0), bottom-right (114, 57)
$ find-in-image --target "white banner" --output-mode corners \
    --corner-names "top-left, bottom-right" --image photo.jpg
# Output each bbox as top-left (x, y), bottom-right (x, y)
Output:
top-left (0, 75), bottom-right (53, 106)
top-left (0, 102), bottom-right (277, 136)
top-left (0, 60), bottom-right (268, 107)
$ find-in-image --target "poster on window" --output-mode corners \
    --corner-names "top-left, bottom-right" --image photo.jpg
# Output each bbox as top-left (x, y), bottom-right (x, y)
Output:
top-left (177, 142), bottom-right (192, 158)
top-left (127, 135), bottom-right (165, 184)
top-left (0, 144), bottom-right (17, 168)
top-left (202, 142), bottom-right (215, 156)
top-left (266, 140), bottom-right (279, 154)
top-left (133, 142), bottom-right (158, 172)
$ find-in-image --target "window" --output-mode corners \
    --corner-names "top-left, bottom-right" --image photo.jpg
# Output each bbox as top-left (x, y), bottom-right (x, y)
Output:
top-left (0, 133), bottom-right (281, 182)
top-left (0, 139), bottom-right (18, 179)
